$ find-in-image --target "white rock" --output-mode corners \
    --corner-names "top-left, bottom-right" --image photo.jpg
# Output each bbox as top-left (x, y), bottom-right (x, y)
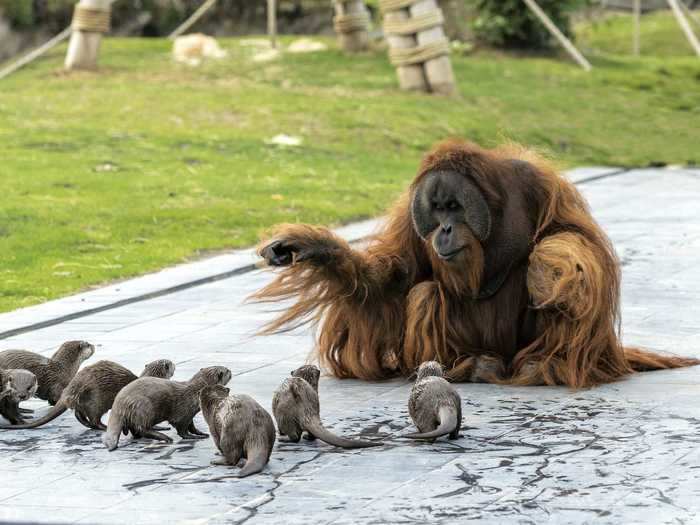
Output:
top-left (265, 134), bottom-right (302, 147)
top-left (287, 38), bottom-right (328, 53)
top-left (173, 33), bottom-right (227, 66)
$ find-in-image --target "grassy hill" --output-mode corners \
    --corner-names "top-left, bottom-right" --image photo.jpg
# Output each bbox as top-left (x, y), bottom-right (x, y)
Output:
top-left (0, 16), bottom-right (699, 312)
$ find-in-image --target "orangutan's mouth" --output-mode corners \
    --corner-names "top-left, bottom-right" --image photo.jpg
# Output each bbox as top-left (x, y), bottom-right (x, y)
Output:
top-left (437, 247), bottom-right (464, 261)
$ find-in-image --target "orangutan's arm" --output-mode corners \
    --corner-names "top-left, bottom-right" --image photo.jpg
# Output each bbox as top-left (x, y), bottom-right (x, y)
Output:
top-left (251, 224), bottom-right (410, 334)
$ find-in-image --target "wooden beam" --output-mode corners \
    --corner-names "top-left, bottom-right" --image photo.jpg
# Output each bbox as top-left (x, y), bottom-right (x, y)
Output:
top-left (522, 0), bottom-right (592, 71)
top-left (0, 26), bottom-right (72, 80)
top-left (680, 0), bottom-right (700, 30)
top-left (169, 0), bottom-right (218, 39)
top-left (667, 0), bottom-right (700, 57)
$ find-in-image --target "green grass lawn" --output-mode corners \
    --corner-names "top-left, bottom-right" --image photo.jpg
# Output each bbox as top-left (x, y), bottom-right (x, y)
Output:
top-left (577, 9), bottom-right (700, 57)
top-left (1, 15), bottom-right (699, 313)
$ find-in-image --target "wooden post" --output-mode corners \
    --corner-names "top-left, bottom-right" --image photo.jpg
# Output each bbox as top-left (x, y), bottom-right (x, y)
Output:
top-left (65, 0), bottom-right (112, 71)
top-left (633, 0), bottom-right (641, 55)
top-left (383, 7), bottom-right (427, 91)
top-left (333, 0), bottom-right (371, 52)
top-left (667, 0), bottom-right (700, 57)
top-left (268, 0), bottom-right (278, 49)
top-left (522, 0), bottom-right (592, 71)
top-left (380, 0), bottom-right (455, 93)
top-left (410, 0), bottom-right (455, 94)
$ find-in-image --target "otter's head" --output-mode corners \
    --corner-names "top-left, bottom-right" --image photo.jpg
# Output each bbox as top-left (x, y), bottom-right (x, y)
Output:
top-left (416, 361), bottom-right (445, 381)
top-left (291, 365), bottom-right (320, 390)
top-left (7, 369), bottom-right (38, 402)
top-left (55, 340), bottom-right (96, 364)
top-left (141, 359), bottom-right (176, 379)
top-left (191, 366), bottom-right (232, 387)
top-left (199, 384), bottom-right (230, 409)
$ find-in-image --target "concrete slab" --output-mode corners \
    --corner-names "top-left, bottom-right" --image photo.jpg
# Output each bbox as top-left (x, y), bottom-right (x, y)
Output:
top-left (1, 168), bottom-right (699, 524)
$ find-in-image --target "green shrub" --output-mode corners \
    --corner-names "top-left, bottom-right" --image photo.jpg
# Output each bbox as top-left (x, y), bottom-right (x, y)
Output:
top-left (474, 0), bottom-right (585, 50)
top-left (0, 0), bottom-right (35, 28)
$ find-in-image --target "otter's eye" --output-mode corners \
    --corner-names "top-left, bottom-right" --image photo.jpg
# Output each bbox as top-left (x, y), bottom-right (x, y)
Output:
top-left (447, 201), bottom-right (459, 210)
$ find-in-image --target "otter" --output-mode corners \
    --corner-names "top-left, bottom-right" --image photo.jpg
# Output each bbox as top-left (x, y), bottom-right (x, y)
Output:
top-left (103, 365), bottom-right (232, 450)
top-left (407, 361), bottom-right (462, 440)
top-left (0, 359), bottom-right (175, 430)
top-left (272, 365), bottom-right (383, 448)
top-left (0, 341), bottom-right (95, 405)
top-left (200, 385), bottom-right (275, 477)
top-left (0, 369), bottom-right (38, 425)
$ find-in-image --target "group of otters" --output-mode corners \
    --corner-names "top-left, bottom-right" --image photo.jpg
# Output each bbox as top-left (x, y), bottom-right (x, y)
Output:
top-left (0, 340), bottom-right (461, 477)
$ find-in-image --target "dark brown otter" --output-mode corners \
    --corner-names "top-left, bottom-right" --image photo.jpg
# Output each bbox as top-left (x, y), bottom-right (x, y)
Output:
top-left (0, 341), bottom-right (95, 405)
top-left (0, 359), bottom-right (175, 430)
top-left (103, 366), bottom-right (232, 450)
top-left (200, 385), bottom-right (275, 477)
top-left (0, 369), bottom-right (38, 425)
top-left (407, 361), bottom-right (462, 440)
top-left (272, 365), bottom-right (383, 449)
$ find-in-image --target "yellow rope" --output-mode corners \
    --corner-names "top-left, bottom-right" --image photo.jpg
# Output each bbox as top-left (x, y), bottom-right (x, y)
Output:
top-left (72, 5), bottom-right (111, 33)
top-left (333, 12), bottom-right (370, 33)
top-left (378, 0), bottom-right (417, 13)
top-left (389, 38), bottom-right (450, 66)
top-left (383, 9), bottom-right (443, 35)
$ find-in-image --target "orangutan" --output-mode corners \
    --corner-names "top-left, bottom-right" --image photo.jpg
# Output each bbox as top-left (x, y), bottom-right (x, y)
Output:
top-left (251, 139), bottom-right (698, 388)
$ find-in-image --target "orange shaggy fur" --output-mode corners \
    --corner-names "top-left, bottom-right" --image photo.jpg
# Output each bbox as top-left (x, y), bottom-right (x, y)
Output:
top-left (251, 140), bottom-right (698, 388)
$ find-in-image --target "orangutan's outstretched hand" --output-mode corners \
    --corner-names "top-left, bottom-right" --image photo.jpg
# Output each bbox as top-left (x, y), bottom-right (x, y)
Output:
top-left (258, 225), bottom-right (348, 267)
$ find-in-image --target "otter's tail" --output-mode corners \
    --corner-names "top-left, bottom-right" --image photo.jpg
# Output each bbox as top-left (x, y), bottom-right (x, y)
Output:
top-left (238, 447), bottom-right (270, 478)
top-left (305, 418), bottom-right (383, 449)
top-left (0, 402), bottom-right (67, 429)
top-left (625, 347), bottom-right (700, 372)
top-left (102, 414), bottom-right (122, 451)
top-left (406, 406), bottom-right (457, 440)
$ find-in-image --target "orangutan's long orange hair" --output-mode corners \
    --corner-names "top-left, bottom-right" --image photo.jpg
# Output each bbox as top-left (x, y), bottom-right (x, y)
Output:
top-left (251, 140), bottom-right (698, 387)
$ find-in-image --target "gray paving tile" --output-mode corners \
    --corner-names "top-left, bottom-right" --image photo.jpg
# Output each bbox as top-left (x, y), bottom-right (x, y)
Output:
top-left (1, 168), bottom-right (700, 524)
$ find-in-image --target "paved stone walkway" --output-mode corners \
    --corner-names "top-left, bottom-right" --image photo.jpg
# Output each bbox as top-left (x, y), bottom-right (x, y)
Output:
top-left (1, 167), bottom-right (699, 524)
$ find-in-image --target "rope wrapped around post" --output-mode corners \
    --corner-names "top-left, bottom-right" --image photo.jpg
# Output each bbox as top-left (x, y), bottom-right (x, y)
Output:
top-left (333, 1), bottom-right (371, 52)
top-left (333, 12), bottom-right (370, 33)
top-left (65, 0), bottom-right (112, 71)
top-left (72, 5), bottom-right (111, 33)
top-left (383, 10), bottom-right (444, 36)
top-left (379, 0), bottom-right (455, 94)
top-left (388, 39), bottom-right (450, 66)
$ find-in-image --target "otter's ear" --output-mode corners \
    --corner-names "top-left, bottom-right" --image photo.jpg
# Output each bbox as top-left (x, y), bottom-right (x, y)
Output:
top-left (224, 387), bottom-right (231, 395)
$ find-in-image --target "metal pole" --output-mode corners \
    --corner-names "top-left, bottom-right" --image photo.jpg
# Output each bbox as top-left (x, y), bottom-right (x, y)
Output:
top-left (633, 0), bottom-right (641, 56)
top-left (268, 0), bottom-right (278, 49)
